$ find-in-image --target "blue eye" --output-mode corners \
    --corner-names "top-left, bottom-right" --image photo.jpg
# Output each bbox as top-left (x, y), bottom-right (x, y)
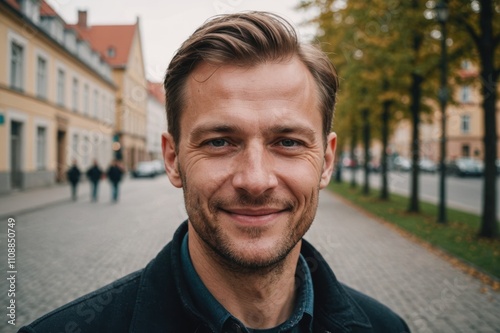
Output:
top-left (207, 139), bottom-right (228, 147)
top-left (280, 139), bottom-right (299, 147)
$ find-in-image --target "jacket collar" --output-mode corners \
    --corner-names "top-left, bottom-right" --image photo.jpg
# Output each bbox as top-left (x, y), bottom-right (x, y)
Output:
top-left (300, 238), bottom-right (372, 331)
top-left (130, 221), bottom-right (372, 332)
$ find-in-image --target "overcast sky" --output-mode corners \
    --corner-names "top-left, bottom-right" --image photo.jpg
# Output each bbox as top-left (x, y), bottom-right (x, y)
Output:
top-left (47, 0), bottom-right (317, 82)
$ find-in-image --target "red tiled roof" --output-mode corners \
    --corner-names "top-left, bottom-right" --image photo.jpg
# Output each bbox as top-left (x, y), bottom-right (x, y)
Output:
top-left (6, 1), bottom-right (74, 30)
top-left (5, 1), bottom-right (136, 69)
top-left (147, 81), bottom-right (165, 104)
top-left (5, 0), bottom-right (19, 10)
top-left (40, 1), bottom-right (58, 17)
top-left (71, 24), bottom-right (137, 68)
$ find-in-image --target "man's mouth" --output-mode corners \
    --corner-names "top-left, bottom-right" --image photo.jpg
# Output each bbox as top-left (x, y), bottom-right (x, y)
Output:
top-left (219, 207), bottom-right (289, 225)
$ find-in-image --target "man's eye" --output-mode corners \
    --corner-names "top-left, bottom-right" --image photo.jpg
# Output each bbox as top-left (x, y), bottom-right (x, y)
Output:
top-left (206, 139), bottom-right (228, 147)
top-left (279, 139), bottom-right (300, 147)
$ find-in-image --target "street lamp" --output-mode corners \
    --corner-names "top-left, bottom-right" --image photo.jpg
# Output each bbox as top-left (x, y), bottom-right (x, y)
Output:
top-left (436, 0), bottom-right (449, 224)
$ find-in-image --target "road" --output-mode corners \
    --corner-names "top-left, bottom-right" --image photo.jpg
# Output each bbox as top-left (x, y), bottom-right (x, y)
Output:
top-left (341, 169), bottom-right (500, 219)
top-left (1, 175), bottom-right (499, 332)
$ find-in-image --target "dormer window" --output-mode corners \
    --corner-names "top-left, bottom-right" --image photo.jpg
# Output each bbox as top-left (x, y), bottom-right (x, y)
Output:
top-left (461, 60), bottom-right (471, 70)
top-left (20, 0), bottom-right (40, 24)
top-left (107, 47), bottom-right (116, 58)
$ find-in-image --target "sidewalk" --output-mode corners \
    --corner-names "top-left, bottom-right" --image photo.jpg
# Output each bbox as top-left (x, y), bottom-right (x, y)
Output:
top-left (0, 178), bottom-right (132, 219)
top-left (0, 184), bottom-right (83, 220)
top-left (0, 174), bottom-right (139, 219)
top-left (313, 191), bottom-right (500, 333)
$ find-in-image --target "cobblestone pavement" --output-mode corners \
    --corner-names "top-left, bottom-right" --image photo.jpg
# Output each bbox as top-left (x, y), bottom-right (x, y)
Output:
top-left (1, 176), bottom-right (499, 332)
top-left (310, 191), bottom-right (500, 333)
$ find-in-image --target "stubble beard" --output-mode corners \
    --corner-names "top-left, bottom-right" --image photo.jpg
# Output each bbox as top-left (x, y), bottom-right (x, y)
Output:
top-left (181, 171), bottom-right (320, 276)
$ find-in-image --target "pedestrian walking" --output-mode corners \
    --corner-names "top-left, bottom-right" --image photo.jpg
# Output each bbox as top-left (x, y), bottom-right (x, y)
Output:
top-left (106, 159), bottom-right (123, 203)
top-left (20, 12), bottom-right (410, 332)
top-left (86, 159), bottom-right (103, 202)
top-left (66, 160), bottom-right (81, 201)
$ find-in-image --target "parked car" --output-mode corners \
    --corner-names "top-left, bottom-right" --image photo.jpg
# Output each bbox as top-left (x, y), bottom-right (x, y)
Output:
top-left (447, 158), bottom-right (483, 177)
top-left (342, 156), bottom-right (358, 169)
top-left (132, 161), bottom-right (158, 178)
top-left (368, 160), bottom-right (381, 172)
top-left (393, 156), bottom-right (412, 172)
top-left (151, 160), bottom-right (165, 175)
top-left (419, 158), bottom-right (437, 173)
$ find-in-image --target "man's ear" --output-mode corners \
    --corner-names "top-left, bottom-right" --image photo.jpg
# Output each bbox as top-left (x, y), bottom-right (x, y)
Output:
top-left (319, 132), bottom-right (337, 189)
top-left (162, 133), bottom-right (182, 188)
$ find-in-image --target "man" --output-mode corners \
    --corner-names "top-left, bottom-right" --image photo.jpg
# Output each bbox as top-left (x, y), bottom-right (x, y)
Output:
top-left (19, 12), bottom-right (410, 332)
top-left (66, 159), bottom-right (81, 201)
top-left (86, 159), bottom-right (103, 202)
top-left (106, 159), bottom-right (124, 203)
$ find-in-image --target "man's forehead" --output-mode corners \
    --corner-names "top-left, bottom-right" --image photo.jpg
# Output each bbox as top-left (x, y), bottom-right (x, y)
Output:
top-left (186, 58), bottom-right (315, 100)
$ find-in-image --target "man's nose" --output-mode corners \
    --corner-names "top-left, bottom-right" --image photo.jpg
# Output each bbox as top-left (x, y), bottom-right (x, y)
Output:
top-left (231, 144), bottom-right (278, 197)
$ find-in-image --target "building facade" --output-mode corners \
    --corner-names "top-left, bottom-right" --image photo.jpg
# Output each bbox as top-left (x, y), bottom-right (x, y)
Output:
top-left (146, 81), bottom-right (167, 161)
top-left (71, 12), bottom-right (148, 171)
top-left (390, 61), bottom-right (500, 163)
top-left (0, 0), bottom-right (116, 193)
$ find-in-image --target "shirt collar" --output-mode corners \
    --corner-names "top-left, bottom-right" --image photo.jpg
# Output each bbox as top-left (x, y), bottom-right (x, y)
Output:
top-left (180, 232), bottom-right (314, 332)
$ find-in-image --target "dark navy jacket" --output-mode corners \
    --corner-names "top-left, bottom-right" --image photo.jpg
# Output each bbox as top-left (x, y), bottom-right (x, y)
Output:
top-left (19, 222), bottom-right (410, 333)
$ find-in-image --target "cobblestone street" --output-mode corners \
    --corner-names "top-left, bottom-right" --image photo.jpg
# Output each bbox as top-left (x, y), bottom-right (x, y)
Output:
top-left (1, 176), bottom-right (499, 332)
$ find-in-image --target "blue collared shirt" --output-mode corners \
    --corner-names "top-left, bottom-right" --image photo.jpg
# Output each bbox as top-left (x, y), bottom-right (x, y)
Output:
top-left (181, 233), bottom-right (314, 332)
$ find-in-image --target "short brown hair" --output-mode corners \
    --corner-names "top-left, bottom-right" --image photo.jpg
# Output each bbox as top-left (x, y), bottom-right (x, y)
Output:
top-left (164, 11), bottom-right (338, 147)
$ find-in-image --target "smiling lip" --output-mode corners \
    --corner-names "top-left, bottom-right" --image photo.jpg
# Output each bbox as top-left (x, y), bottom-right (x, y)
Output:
top-left (221, 208), bottom-right (287, 226)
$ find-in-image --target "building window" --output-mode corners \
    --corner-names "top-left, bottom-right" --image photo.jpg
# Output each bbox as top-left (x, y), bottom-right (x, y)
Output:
top-left (36, 126), bottom-right (47, 170)
top-left (57, 69), bottom-right (65, 106)
top-left (460, 114), bottom-right (471, 134)
top-left (72, 78), bottom-right (79, 112)
top-left (72, 134), bottom-right (79, 159)
top-left (460, 86), bottom-right (471, 103)
top-left (101, 94), bottom-right (106, 121)
top-left (36, 56), bottom-right (47, 98)
top-left (462, 144), bottom-right (470, 157)
top-left (83, 136), bottom-right (90, 166)
top-left (109, 97), bottom-right (114, 124)
top-left (107, 47), bottom-right (116, 58)
top-left (83, 84), bottom-right (89, 115)
top-left (22, 0), bottom-right (40, 24)
top-left (93, 89), bottom-right (99, 118)
top-left (10, 42), bottom-right (24, 90)
top-left (461, 60), bottom-right (471, 70)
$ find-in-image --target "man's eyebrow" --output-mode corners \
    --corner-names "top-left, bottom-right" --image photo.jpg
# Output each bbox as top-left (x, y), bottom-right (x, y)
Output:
top-left (269, 125), bottom-right (317, 141)
top-left (189, 124), bottom-right (241, 142)
top-left (189, 123), bottom-right (318, 142)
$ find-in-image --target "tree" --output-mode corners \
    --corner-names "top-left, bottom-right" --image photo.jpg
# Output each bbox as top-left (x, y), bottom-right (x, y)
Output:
top-left (448, 0), bottom-right (499, 238)
top-left (297, 0), bottom-right (412, 199)
top-left (362, 107), bottom-right (371, 195)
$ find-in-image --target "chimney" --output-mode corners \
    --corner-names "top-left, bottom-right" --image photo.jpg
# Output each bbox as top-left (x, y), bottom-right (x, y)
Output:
top-left (77, 10), bottom-right (87, 28)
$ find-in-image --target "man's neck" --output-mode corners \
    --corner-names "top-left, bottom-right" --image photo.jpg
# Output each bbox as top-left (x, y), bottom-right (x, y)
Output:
top-left (188, 227), bottom-right (301, 329)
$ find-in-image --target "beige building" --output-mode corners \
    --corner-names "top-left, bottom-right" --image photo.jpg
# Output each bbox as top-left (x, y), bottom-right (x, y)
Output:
top-left (71, 12), bottom-right (148, 171)
top-left (390, 61), bottom-right (500, 162)
top-left (147, 81), bottom-right (167, 160)
top-left (0, 0), bottom-right (116, 193)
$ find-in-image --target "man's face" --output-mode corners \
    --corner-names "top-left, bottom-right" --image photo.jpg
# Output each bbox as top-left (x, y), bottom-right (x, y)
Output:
top-left (162, 57), bottom-right (336, 270)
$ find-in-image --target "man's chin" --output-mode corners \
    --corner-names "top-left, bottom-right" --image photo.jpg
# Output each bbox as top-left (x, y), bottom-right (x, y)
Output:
top-left (210, 239), bottom-right (296, 273)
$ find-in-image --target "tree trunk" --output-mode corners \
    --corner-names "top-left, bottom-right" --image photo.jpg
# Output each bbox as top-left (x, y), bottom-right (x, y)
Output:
top-left (350, 127), bottom-right (358, 188)
top-left (362, 108), bottom-right (371, 195)
top-left (408, 73), bottom-right (423, 212)
top-left (408, 15), bottom-right (424, 212)
top-left (478, 0), bottom-right (498, 238)
top-left (380, 101), bottom-right (391, 200)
